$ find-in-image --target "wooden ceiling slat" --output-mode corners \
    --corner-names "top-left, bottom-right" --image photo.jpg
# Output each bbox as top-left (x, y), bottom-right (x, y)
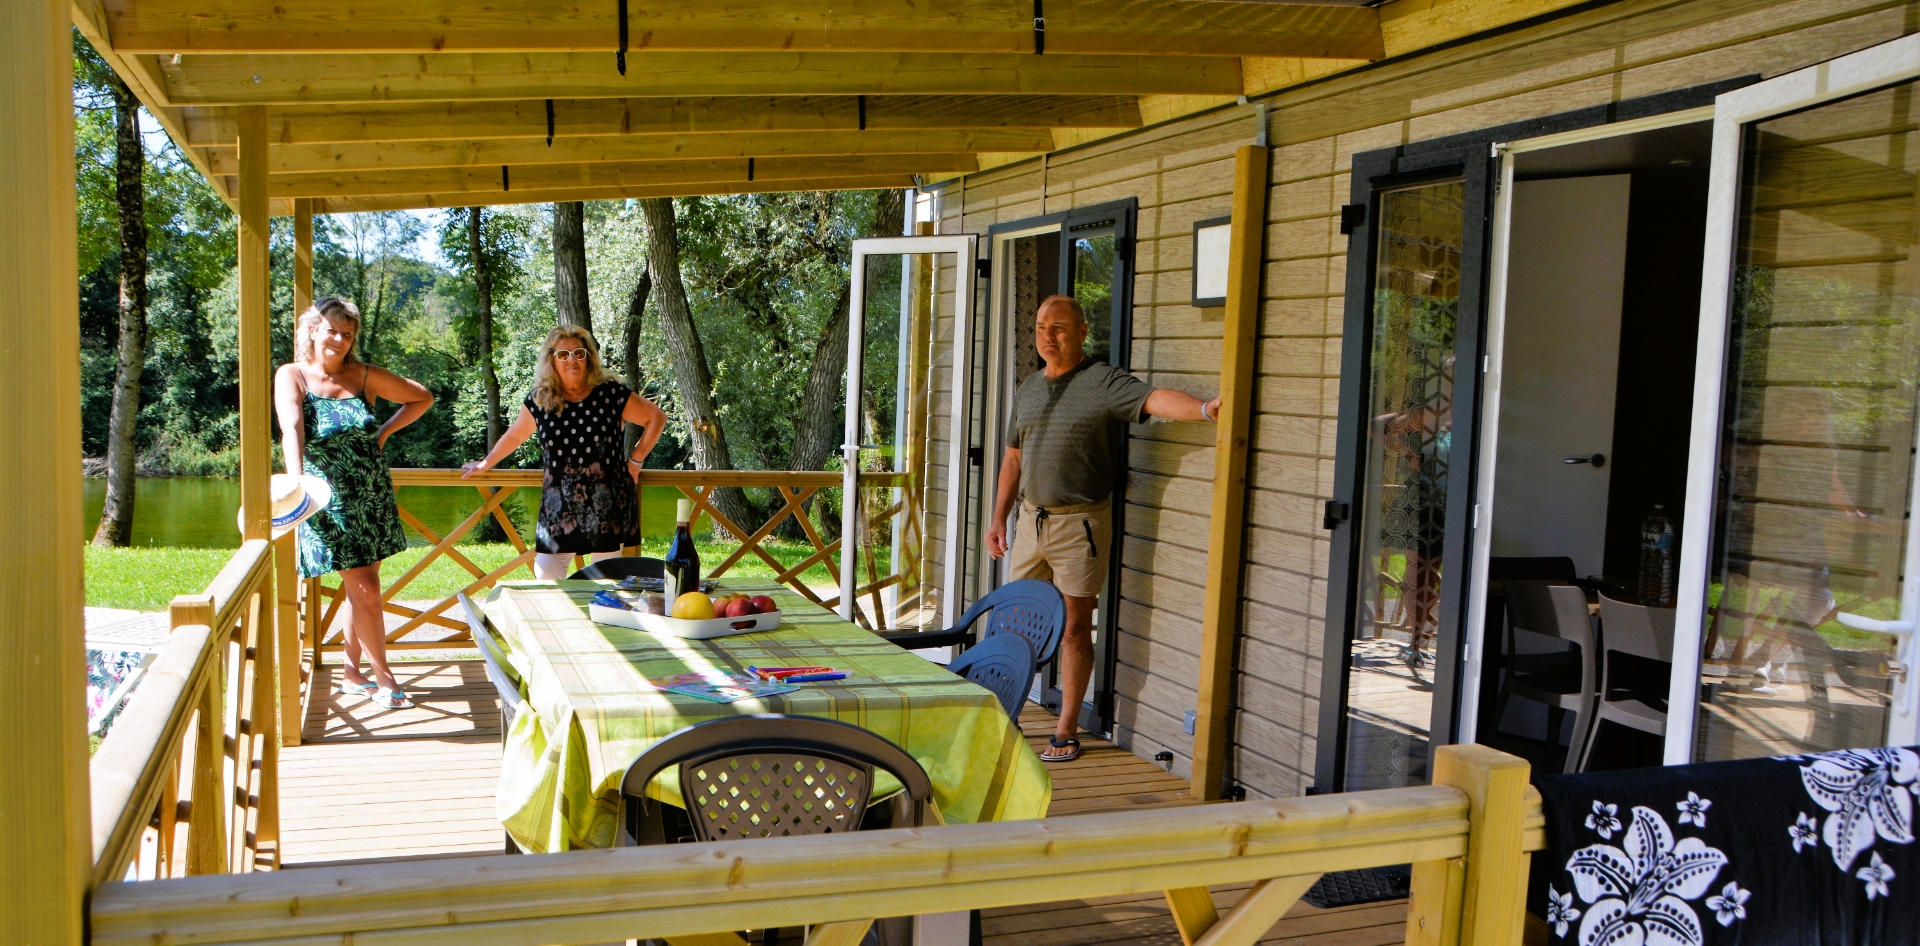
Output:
top-left (265, 153), bottom-right (977, 198)
top-left (105, 0), bottom-right (1383, 60)
top-left (305, 173), bottom-right (919, 214)
top-left (155, 52), bottom-right (1243, 106)
top-left (178, 95), bottom-right (1142, 147)
top-left (204, 129), bottom-right (1054, 175)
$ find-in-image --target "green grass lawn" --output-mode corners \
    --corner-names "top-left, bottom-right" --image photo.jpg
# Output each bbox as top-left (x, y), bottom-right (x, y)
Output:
top-left (85, 538), bottom-right (848, 611)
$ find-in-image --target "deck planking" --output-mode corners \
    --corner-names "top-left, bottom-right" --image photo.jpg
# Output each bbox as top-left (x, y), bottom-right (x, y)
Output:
top-left (279, 661), bottom-right (1405, 944)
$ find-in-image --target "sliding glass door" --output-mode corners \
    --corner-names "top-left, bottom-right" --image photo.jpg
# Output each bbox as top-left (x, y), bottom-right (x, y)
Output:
top-left (1319, 147), bottom-right (1494, 793)
top-left (1677, 35), bottom-right (1920, 760)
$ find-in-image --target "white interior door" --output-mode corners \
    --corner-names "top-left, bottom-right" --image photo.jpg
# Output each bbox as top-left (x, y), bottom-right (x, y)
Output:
top-left (842, 234), bottom-right (978, 630)
top-left (1670, 33), bottom-right (1920, 762)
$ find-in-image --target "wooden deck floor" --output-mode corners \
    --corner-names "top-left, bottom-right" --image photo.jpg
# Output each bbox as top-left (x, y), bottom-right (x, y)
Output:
top-left (282, 660), bottom-right (1406, 944)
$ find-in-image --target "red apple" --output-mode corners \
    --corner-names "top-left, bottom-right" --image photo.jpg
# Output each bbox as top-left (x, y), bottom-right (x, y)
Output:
top-left (722, 597), bottom-right (752, 618)
top-left (749, 595), bottom-right (777, 615)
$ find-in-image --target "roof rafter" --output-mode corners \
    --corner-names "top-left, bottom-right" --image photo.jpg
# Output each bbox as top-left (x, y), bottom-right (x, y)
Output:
top-left (294, 173), bottom-right (919, 214)
top-left (178, 95), bottom-right (1142, 147)
top-left (256, 153), bottom-right (976, 199)
top-left (204, 129), bottom-right (1054, 175)
top-left (103, 0), bottom-right (1385, 60)
top-left (154, 51), bottom-right (1243, 106)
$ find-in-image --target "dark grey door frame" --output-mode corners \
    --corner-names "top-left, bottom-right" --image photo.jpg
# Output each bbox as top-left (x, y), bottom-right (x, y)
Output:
top-left (978, 197), bottom-right (1138, 736)
top-left (1310, 78), bottom-right (1757, 794)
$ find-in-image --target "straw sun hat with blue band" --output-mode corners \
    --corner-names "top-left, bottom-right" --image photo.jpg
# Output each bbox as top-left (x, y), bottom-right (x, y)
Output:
top-left (236, 473), bottom-right (332, 539)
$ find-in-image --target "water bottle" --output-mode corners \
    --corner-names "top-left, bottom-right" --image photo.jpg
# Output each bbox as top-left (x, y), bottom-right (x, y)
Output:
top-left (1639, 506), bottom-right (1675, 606)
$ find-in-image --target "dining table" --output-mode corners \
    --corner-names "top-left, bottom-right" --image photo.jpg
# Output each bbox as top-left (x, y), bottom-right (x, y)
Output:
top-left (484, 578), bottom-right (1053, 853)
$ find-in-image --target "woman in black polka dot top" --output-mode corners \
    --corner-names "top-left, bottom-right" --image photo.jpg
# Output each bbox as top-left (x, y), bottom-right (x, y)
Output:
top-left (461, 326), bottom-right (667, 578)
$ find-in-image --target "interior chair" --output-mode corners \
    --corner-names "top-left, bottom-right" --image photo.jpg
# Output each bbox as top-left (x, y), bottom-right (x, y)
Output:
top-left (568, 555), bottom-right (666, 581)
top-left (880, 578), bottom-right (1065, 668)
top-left (457, 592), bottom-right (528, 854)
top-left (944, 632), bottom-right (1036, 720)
top-left (1497, 581), bottom-right (1600, 774)
top-left (1478, 558), bottom-right (1580, 728)
top-left (1578, 593), bottom-right (1676, 771)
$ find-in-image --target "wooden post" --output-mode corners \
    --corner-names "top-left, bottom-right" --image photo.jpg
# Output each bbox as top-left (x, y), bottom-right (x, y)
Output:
top-left (1418, 744), bottom-right (1530, 946)
top-left (283, 198), bottom-right (312, 745)
top-left (1190, 143), bottom-right (1269, 800)
top-left (238, 105), bottom-right (272, 542)
top-left (0, 0), bottom-right (89, 939)
top-left (172, 594), bottom-right (229, 875)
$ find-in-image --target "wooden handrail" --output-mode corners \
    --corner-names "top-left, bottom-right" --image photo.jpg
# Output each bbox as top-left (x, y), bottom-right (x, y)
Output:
top-left (88, 746), bottom-right (1543, 946)
top-left (88, 539), bottom-right (280, 886)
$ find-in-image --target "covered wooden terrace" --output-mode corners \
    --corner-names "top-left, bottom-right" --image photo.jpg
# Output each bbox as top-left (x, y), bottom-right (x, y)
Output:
top-left (5, 2), bottom-right (1585, 943)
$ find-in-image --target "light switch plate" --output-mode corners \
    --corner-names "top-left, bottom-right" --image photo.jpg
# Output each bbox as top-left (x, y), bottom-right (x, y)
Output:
top-left (1183, 711), bottom-right (1197, 735)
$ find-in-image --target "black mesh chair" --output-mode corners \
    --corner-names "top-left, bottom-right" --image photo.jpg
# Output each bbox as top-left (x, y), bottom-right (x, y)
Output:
top-left (568, 555), bottom-right (666, 581)
top-left (881, 579), bottom-right (1064, 667)
top-left (457, 592), bottom-right (528, 854)
top-left (944, 632), bottom-right (1035, 720)
top-left (617, 714), bottom-right (934, 847)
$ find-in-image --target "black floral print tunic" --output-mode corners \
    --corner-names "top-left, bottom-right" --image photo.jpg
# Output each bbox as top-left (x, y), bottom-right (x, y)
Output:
top-left (295, 393), bottom-right (408, 579)
top-left (528, 380), bottom-right (640, 554)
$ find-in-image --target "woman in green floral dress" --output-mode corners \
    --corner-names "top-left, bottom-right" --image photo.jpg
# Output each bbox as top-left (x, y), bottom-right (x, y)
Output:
top-left (275, 298), bottom-right (435, 710)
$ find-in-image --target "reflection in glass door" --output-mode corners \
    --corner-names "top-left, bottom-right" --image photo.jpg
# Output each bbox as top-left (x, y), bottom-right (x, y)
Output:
top-left (1694, 79), bottom-right (1920, 759)
top-left (1344, 180), bottom-right (1466, 791)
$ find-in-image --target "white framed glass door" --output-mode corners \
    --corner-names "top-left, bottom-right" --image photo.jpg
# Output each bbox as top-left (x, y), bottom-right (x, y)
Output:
top-left (842, 234), bottom-right (978, 630)
top-left (1672, 33), bottom-right (1920, 762)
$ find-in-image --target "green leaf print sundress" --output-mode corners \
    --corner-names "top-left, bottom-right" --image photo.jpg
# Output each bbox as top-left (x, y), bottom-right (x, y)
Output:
top-left (295, 391), bottom-right (408, 579)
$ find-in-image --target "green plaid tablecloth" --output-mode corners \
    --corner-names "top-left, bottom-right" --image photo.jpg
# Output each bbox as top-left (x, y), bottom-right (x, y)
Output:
top-left (485, 580), bottom-right (1052, 852)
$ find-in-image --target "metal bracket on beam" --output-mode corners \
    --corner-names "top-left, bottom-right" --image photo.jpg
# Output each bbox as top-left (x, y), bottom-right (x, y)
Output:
top-left (1033, 0), bottom-right (1045, 54)
top-left (616, 0), bottom-right (629, 75)
top-left (545, 99), bottom-right (555, 147)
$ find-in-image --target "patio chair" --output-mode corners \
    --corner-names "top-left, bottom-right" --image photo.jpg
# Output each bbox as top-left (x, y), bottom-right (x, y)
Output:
top-left (617, 714), bottom-right (934, 845)
top-left (568, 555), bottom-right (666, 581)
top-left (880, 579), bottom-right (1064, 667)
top-left (615, 716), bottom-right (933, 946)
top-left (944, 632), bottom-right (1036, 720)
top-left (1577, 593), bottom-right (1675, 771)
top-left (457, 592), bottom-right (528, 855)
top-left (1496, 581), bottom-right (1599, 774)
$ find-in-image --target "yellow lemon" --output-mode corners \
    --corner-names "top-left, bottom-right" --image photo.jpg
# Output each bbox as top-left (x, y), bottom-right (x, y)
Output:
top-left (671, 592), bottom-right (715, 620)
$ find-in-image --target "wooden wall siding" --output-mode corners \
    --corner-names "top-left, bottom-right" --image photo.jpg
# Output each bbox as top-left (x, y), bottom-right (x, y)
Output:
top-left (932, 0), bottom-right (1919, 800)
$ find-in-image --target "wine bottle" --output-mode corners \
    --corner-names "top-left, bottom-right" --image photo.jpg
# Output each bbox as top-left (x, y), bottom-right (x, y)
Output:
top-left (663, 498), bottom-right (701, 603)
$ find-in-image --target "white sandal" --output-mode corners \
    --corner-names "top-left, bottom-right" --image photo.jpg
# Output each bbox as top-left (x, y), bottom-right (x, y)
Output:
top-left (333, 679), bottom-right (376, 698)
top-left (371, 686), bottom-right (413, 710)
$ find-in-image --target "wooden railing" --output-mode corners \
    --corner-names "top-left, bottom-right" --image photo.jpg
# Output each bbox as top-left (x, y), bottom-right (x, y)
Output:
top-left (87, 539), bottom-right (281, 885)
top-left (298, 468), bottom-right (908, 665)
top-left (88, 744), bottom-right (1541, 946)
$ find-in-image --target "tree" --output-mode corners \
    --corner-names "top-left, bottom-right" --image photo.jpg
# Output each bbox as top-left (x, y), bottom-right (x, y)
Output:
top-left (468, 207), bottom-right (503, 447)
top-left (553, 201), bottom-right (591, 333)
top-left (91, 74), bottom-right (149, 547)
top-left (622, 259), bottom-right (651, 454)
top-left (638, 197), bottom-right (760, 531)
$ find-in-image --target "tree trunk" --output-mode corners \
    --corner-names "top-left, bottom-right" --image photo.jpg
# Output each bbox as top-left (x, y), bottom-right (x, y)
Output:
top-left (553, 201), bottom-right (592, 334)
top-left (92, 76), bottom-right (149, 548)
top-left (469, 207), bottom-right (503, 448)
top-left (623, 261), bottom-right (651, 456)
top-left (637, 197), bottom-right (761, 533)
top-left (791, 188), bottom-right (905, 473)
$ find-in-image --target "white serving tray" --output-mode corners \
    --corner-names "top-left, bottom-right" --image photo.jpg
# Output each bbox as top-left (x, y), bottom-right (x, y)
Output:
top-left (589, 602), bottom-right (783, 640)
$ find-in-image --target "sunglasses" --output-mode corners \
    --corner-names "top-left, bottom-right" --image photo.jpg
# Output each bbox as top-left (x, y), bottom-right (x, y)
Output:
top-left (551, 348), bottom-right (591, 362)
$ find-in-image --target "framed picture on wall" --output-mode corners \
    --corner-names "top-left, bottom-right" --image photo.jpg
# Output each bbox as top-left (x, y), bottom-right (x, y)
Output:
top-left (1191, 215), bottom-right (1232, 307)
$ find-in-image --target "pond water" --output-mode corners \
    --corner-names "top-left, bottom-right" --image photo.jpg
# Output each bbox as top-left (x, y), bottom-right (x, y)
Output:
top-left (82, 476), bottom-right (700, 548)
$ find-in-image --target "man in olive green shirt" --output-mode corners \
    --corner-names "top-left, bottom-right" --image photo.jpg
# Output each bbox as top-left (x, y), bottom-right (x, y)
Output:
top-left (985, 295), bottom-right (1219, 762)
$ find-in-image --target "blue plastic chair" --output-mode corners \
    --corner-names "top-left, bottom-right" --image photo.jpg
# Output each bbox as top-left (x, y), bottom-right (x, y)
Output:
top-left (945, 632), bottom-right (1035, 720)
top-left (881, 578), bottom-right (1065, 667)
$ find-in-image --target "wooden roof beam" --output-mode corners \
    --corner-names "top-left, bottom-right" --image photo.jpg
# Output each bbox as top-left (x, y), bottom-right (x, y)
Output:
top-left (155, 52), bottom-right (1242, 105)
top-left (178, 95), bottom-right (1142, 147)
top-left (298, 174), bottom-right (920, 214)
top-left (204, 129), bottom-right (1054, 175)
top-left (104, 0), bottom-right (1385, 60)
top-left (258, 153), bottom-right (978, 199)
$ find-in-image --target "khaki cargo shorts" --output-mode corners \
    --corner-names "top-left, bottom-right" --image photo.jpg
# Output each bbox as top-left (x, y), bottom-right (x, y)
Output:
top-left (1007, 499), bottom-right (1111, 599)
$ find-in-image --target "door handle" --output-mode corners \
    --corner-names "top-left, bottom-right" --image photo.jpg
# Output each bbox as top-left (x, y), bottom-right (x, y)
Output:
top-left (1836, 612), bottom-right (1915, 635)
top-left (1563, 454), bottom-right (1606, 468)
